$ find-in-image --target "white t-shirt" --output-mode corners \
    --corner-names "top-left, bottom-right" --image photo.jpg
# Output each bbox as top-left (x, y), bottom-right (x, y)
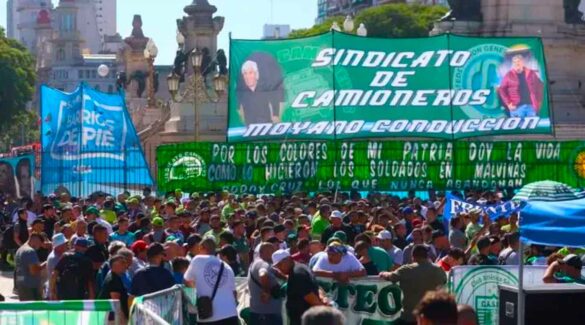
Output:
top-left (184, 255), bottom-right (237, 323)
top-left (12, 210), bottom-right (37, 226)
top-left (386, 245), bottom-right (403, 266)
top-left (499, 247), bottom-right (519, 265)
top-left (312, 252), bottom-right (365, 273)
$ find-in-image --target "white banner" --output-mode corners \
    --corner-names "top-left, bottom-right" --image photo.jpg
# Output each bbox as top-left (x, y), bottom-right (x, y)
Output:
top-left (449, 265), bottom-right (546, 325)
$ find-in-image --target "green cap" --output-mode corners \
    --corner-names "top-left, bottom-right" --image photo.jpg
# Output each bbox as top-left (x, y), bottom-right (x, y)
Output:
top-left (152, 217), bottom-right (164, 227)
top-left (332, 230), bottom-right (347, 244)
top-left (287, 233), bottom-right (298, 242)
top-left (85, 206), bottom-right (99, 216)
top-left (127, 197), bottom-right (139, 205)
top-left (190, 192), bottom-right (200, 199)
top-left (165, 198), bottom-right (177, 206)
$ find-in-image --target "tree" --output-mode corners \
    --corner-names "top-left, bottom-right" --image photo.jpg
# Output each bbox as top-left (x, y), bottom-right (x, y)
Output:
top-left (0, 26), bottom-right (37, 150)
top-left (289, 3), bottom-right (448, 39)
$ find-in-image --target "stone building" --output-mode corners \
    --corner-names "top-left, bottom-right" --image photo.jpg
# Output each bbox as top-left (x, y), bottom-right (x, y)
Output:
top-left (432, 0), bottom-right (585, 140)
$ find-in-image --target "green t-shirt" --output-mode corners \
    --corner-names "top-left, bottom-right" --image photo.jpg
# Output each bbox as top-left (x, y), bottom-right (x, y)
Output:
top-left (233, 236), bottom-right (249, 254)
top-left (204, 229), bottom-right (225, 244)
top-left (100, 210), bottom-right (117, 225)
top-left (368, 246), bottom-right (393, 272)
top-left (465, 222), bottom-right (482, 241)
top-left (311, 215), bottom-right (330, 238)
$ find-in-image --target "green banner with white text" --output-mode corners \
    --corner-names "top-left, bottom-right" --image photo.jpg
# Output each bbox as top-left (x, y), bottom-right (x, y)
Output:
top-left (228, 32), bottom-right (551, 141)
top-left (157, 141), bottom-right (585, 194)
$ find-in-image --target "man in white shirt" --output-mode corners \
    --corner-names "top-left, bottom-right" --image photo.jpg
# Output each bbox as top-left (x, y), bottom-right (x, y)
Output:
top-left (376, 230), bottom-right (403, 268)
top-left (312, 242), bottom-right (366, 283)
top-left (499, 232), bottom-right (520, 265)
top-left (184, 237), bottom-right (238, 324)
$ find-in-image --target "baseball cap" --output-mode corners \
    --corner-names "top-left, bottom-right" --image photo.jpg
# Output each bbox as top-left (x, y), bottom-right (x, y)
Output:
top-left (152, 217), bottom-right (164, 227)
top-left (272, 249), bottom-right (291, 266)
top-left (332, 230), bottom-right (347, 244)
top-left (326, 242), bottom-right (347, 254)
top-left (376, 230), bottom-right (393, 241)
top-left (52, 233), bottom-right (68, 247)
top-left (561, 254), bottom-right (583, 270)
top-left (287, 233), bottom-right (298, 242)
top-left (85, 206), bottom-right (99, 216)
top-left (402, 207), bottom-right (414, 215)
top-left (274, 224), bottom-right (286, 234)
top-left (75, 238), bottom-right (89, 248)
top-left (412, 219), bottom-right (423, 228)
top-left (468, 207), bottom-right (482, 215)
top-left (331, 210), bottom-right (343, 220)
top-left (131, 240), bottom-right (148, 254)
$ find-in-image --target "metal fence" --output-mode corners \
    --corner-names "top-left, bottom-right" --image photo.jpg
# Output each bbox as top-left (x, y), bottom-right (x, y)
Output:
top-left (39, 147), bottom-right (154, 197)
top-left (129, 285), bottom-right (196, 325)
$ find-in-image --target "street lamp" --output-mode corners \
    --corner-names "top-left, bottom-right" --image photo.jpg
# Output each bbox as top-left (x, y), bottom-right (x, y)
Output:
top-left (144, 38), bottom-right (158, 108)
top-left (343, 15), bottom-right (354, 32)
top-left (357, 23), bottom-right (368, 37)
top-left (331, 22), bottom-right (341, 32)
top-left (167, 47), bottom-right (227, 141)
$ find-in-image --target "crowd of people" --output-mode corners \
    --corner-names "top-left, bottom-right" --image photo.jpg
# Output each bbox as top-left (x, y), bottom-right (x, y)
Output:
top-left (0, 188), bottom-right (584, 325)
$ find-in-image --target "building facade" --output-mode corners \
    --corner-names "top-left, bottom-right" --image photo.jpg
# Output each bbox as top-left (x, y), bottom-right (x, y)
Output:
top-left (5, 0), bottom-right (119, 54)
top-left (316, 0), bottom-right (448, 23)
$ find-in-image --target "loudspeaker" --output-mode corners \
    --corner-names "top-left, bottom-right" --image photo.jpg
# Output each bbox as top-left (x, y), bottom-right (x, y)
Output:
top-left (499, 284), bottom-right (585, 325)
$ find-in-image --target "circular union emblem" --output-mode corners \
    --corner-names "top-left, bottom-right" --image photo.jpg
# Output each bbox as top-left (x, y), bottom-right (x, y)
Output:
top-left (166, 152), bottom-right (207, 181)
top-left (452, 44), bottom-right (508, 119)
top-left (454, 267), bottom-right (517, 325)
top-left (572, 150), bottom-right (585, 179)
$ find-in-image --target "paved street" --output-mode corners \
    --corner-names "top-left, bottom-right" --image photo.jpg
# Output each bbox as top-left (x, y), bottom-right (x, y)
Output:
top-left (0, 271), bottom-right (18, 301)
top-left (0, 270), bottom-right (19, 302)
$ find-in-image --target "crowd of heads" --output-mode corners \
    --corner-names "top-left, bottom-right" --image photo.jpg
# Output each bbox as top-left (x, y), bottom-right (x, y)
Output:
top-left (1, 187), bottom-right (583, 324)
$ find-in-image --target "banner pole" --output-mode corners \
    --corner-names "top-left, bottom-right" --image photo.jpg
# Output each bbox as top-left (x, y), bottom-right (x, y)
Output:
top-left (517, 237), bottom-right (525, 325)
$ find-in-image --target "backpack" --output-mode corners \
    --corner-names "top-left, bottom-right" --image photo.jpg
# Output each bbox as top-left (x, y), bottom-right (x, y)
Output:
top-left (1, 224), bottom-right (17, 250)
top-left (498, 249), bottom-right (515, 265)
top-left (57, 254), bottom-right (85, 299)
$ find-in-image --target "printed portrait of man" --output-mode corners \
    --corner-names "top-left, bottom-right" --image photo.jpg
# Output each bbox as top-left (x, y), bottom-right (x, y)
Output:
top-left (236, 52), bottom-right (285, 126)
top-left (497, 50), bottom-right (544, 118)
top-left (0, 161), bottom-right (17, 198)
top-left (16, 158), bottom-right (32, 198)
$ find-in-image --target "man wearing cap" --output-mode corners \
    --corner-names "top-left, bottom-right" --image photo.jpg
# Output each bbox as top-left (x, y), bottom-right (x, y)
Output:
top-left (498, 232), bottom-right (520, 265)
top-left (465, 208), bottom-right (483, 241)
top-left (184, 237), bottom-right (239, 324)
top-left (320, 210), bottom-right (353, 245)
top-left (377, 230), bottom-right (404, 267)
top-left (543, 254), bottom-right (585, 284)
top-left (45, 233), bottom-right (68, 298)
top-left (287, 248), bottom-right (329, 325)
top-left (145, 217), bottom-right (167, 243)
top-left (248, 243), bottom-right (282, 324)
top-left (129, 240), bottom-right (148, 275)
top-left (130, 243), bottom-right (176, 300)
top-left (312, 242), bottom-right (366, 282)
top-left (86, 206), bottom-right (112, 235)
top-left (51, 238), bottom-right (94, 300)
top-left (100, 198), bottom-right (117, 225)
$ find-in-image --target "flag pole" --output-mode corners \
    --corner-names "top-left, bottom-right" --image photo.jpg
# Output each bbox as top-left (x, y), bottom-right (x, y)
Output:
top-left (517, 219), bottom-right (525, 325)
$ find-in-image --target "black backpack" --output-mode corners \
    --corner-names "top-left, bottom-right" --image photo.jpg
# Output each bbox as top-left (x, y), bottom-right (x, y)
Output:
top-left (57, 254), bottom-right (85, 299)
top-left (1, 225), bottom-right (17, 250)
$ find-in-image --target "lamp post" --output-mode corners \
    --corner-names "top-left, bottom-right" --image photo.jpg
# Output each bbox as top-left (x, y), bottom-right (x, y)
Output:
top-left (167, 46), bottom-right (227, 142)
top-left (333, 17), bottom-right (367, 36)
top-left (144, 38), bottom-right (158, 108)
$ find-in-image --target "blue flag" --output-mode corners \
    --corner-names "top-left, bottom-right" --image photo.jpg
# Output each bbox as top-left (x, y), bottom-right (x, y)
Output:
top-left (41, 84), bottom-right (153, 197)
top-left (443, 193), bottom-right (521, 221)
top-left (520, 197), bottom-right (585, 248)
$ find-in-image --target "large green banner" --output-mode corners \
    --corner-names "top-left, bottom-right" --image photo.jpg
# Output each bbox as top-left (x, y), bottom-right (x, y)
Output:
top-left (228, 32), bottom-right (551, 142)
top-left (157, 141), bottom-right (585, 194)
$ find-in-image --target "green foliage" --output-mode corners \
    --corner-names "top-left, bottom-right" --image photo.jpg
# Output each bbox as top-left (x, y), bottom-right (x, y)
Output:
top-left (0, 26), bottom-right (37, 149)
top-left (0, 110), bottom-right (40, 151)
top-left (289, 3), bottom-right (448, 39)
top-left (289, 16), bottom-right (345, 39)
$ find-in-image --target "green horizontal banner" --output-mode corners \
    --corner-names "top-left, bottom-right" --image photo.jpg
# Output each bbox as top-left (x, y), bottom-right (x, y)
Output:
top-left (157, 141), bottom-right (585, 194)
top-left (228, 32), bottom-right (551, 141)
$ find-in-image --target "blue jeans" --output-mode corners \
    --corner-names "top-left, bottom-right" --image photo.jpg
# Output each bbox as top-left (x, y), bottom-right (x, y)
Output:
top-left (249, 312), bottom-right (283, 325)
top-left (510, 104), bottom-right (536, 118)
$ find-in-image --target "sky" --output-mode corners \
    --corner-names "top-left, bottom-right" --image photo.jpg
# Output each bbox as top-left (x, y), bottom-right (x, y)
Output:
top-left (0, 0), bottom-right (317, 64)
